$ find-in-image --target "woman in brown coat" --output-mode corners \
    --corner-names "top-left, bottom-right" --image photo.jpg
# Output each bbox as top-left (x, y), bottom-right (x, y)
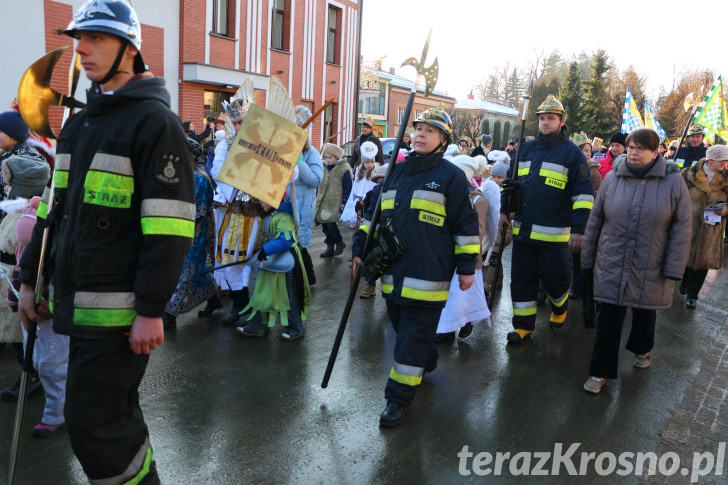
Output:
top-left (679, 145), bottom-right (728, 309)
top-left (581, 129), bottom-right (692, 394)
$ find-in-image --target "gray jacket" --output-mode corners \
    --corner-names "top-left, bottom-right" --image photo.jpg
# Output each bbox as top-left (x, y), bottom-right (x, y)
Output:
top-left (581, 155), bottom-right (692, 310)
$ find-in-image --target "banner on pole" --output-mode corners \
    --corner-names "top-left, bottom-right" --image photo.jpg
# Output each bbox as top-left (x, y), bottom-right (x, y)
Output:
top-left (218, 104), bottom-right (308, 208)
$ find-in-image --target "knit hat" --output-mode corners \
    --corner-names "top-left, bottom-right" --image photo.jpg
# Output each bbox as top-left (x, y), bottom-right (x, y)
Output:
top-left (609, 132), bottom-right (627, 147)
top-left (214, 129), bottom-right (226, 142)
top-left (706, 144), bottom-right (728, 162)
top-left (450, 155), bottom-right (488, 181)
top-left (372, 164), bottom-right (388, 182)
top-left (321, 143), bottom-right (343, 160)
top-left (0, 111), bottom-right (29, 143)
top-left (2, 155), bottom-right (50, 199)
top-left (360, 141), bottom-right (379, 162)
top-left (481, 135), bottom-right (493, 145)
top-left (490, 162), bottom-right (508, 178)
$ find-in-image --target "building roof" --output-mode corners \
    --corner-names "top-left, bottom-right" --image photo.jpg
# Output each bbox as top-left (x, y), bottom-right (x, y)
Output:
top-left (377, 70), bottom-right (455, 101)
top-left (454, 98), bottom-right (519, 116)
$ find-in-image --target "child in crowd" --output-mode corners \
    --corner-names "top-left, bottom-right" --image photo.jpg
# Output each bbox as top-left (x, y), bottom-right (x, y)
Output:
top-left (435, 155), bottom-right (494, 340)
top-left (340, 141), bottom-right (379, 229)
top-left (355, 163), bottom-right (388, 299)
top-left (315, 143), bottom-right (352, 258)
top-left (482, 158), bottom-right (511, 296)
top-left (3, 154), bottom-right (68, 437)
top-left (236, 197), bottom-right (311, 340)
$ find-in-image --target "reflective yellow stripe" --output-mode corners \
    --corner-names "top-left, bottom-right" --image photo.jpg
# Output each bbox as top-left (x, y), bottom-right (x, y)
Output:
top-left (141, 199), bottom-right (195, 221)
top-left (37, 201), bottom-right (48, 220)
top-left (518, 161), bottom-right (531, 176)
top-left (512, 221), bottom-right (520, 236)
top-left (381, 190), bottom-right (396, 210)
top-left (547, 289), bottom-right (570, 308)
top-left (411, 190), bottom-right (447, 216)
top-left (73, 291), bottom-right (137, 327)
top-left (122, 447), bottom-right (154, 485)
top-left (359, 224), bottom-right (370, 234)
top-left (389, 362), bottom-right (424, 386)
top-left (141, 217), bottom-right (194, 237)
top-left (411, 199), bottom-right (446, 216)
top-left (530, 224), bottom-right (571, 243)
top-left (89, 153), bottom-right (134, 175)
top-left (400, 277), bottom-right (449, 302)
top-left (572, 194), bottom-right (594, 211)
top-left (54, 170), bottom-right (69, 189)
top-left (455, 244), bottom-right (480, 255)
top-left (539, 168), bottom-right (568, 183)
top-left (381, 274), bottom-right (393, 294)
top-left (513, 301), bottom-right (537, 316)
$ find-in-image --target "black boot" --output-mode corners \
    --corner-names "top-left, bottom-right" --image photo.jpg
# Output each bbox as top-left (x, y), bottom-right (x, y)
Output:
top-left (222, 288), bottom-right (250, 326)
top-left (379, 401), bottom-right (407, 428)
top-left (334, 240), bottom-right (346, 256)
top-left (300, 247), bottom-right (316, 285)
top-left (320, 244), bottom-right (335, 258)
top-left (198, 295), bottom-right (223, 318)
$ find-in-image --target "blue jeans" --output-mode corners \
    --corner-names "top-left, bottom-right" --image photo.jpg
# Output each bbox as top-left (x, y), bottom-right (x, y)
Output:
top-left (322, 223), bottom-right (342, 246)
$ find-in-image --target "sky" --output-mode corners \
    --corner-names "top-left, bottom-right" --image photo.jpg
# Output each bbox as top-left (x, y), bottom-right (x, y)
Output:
top-left (360, 0), bottom-right (728, 103)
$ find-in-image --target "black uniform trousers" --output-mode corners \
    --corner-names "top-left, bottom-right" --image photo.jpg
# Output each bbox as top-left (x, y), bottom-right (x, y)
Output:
top-left (66, 335), bottom-right (159, 483)
top-left (384, 300), bottom-right (442, 407)
top-left (682, 266), bottom-right (709, 299)
top-left (589, 303), bottom-right (656, 379)
top-left (510, 240), bottom-right (571, 331)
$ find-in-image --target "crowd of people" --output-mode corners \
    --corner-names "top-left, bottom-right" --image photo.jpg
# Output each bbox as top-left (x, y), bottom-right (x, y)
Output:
top-left (0, 1), bottom-right (726, 480)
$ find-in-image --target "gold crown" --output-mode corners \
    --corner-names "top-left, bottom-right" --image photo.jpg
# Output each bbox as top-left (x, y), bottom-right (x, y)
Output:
top-left (592, 137), bottom-right (603, 148)
top-left (536, 95), bottom-right (565, 116)
top-left (571, 131), bottom-right (590, 146)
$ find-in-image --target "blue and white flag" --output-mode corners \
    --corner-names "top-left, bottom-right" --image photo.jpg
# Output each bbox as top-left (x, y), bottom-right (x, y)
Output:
top-left (644, 102), bottom-right (667, 141)
top-left (621, 88), bottom-right (644, 134)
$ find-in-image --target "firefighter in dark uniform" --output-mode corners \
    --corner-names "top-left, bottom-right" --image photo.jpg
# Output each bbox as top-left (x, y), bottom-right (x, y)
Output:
top-left (352, 107), bottom-right (479, 428)
top-left (498, 95), bottom-right (593, 344)
top-left (674, 124), bottom-right (707, 168)
top-left (18, 1), bottom-right (194, 483)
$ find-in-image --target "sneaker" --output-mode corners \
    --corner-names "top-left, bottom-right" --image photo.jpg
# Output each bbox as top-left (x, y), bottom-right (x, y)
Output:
top-left (583, 376), bottom-right (606, 394)
top-left (549, 311), bottom-right (567, 329)
top-left (634, 352), bottom-right (651, 369)
top-left (1, 374), bottom-right (43, 402)
top-left (280, 332), bottom-right (305, 341)
top-left (506, 329), bottom-right (532, 344)
top-left (359, 284), bottom-right (376, 299)
top-left (33, 422), bottom-right (64, 438)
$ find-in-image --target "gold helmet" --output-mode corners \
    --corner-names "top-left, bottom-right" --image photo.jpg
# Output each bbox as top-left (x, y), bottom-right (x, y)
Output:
top-left (687, 124), bottom-right (705, 136)
top-left (536, 95), bottom-right (565, 116)
top-left (413, 105), bottom-right (453, 137)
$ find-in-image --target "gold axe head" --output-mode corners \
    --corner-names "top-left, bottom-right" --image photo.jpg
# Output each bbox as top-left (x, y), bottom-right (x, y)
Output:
top-left (17, 46), bottom-right (86, 139)
top-left (401, 29), bottom-right (439, 98)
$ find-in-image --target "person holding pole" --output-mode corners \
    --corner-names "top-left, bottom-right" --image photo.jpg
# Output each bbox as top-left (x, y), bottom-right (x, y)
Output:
top-left (17, 1), bottom-right (194, 482)
top-left (498, 95), bottom-right (594, 344)
top-left (351, 106), bottom-right (479, 427)
top-left (674, 124), bottom-right (707, 168)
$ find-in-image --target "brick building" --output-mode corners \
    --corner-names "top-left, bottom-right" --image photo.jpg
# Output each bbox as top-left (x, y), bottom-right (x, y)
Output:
top-left (356, 68), bottom-right (456, 139)
top-left (1, 0), bottom-right (361, 147)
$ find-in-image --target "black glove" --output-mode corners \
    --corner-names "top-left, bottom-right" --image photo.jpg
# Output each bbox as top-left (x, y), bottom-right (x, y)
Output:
top-left (488, 251), bottom-right (499, 267)
top-left (500, 178), bottom-right (524, 215)
top-left (257, 248), bottom-right (267, 261)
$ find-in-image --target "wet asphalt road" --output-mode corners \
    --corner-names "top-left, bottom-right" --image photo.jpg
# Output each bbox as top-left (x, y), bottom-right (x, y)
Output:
top-left (1, 228), bottom-right (727, 484)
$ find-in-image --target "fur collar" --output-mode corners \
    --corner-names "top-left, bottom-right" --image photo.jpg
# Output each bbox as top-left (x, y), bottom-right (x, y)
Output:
top-left (685, 159), bottom-right (728, 195)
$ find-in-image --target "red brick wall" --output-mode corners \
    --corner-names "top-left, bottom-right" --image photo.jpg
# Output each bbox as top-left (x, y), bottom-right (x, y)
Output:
top-left (141, 24), bottom-right (164, 77)
top-left (210, 35), bottom-right (235, 68)
top-left (178, 82), bottom-right (208, 126)
top-left (43, 0), bottom-right (74, 137)
top-left (388, 87), bottom-right (456, 135)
